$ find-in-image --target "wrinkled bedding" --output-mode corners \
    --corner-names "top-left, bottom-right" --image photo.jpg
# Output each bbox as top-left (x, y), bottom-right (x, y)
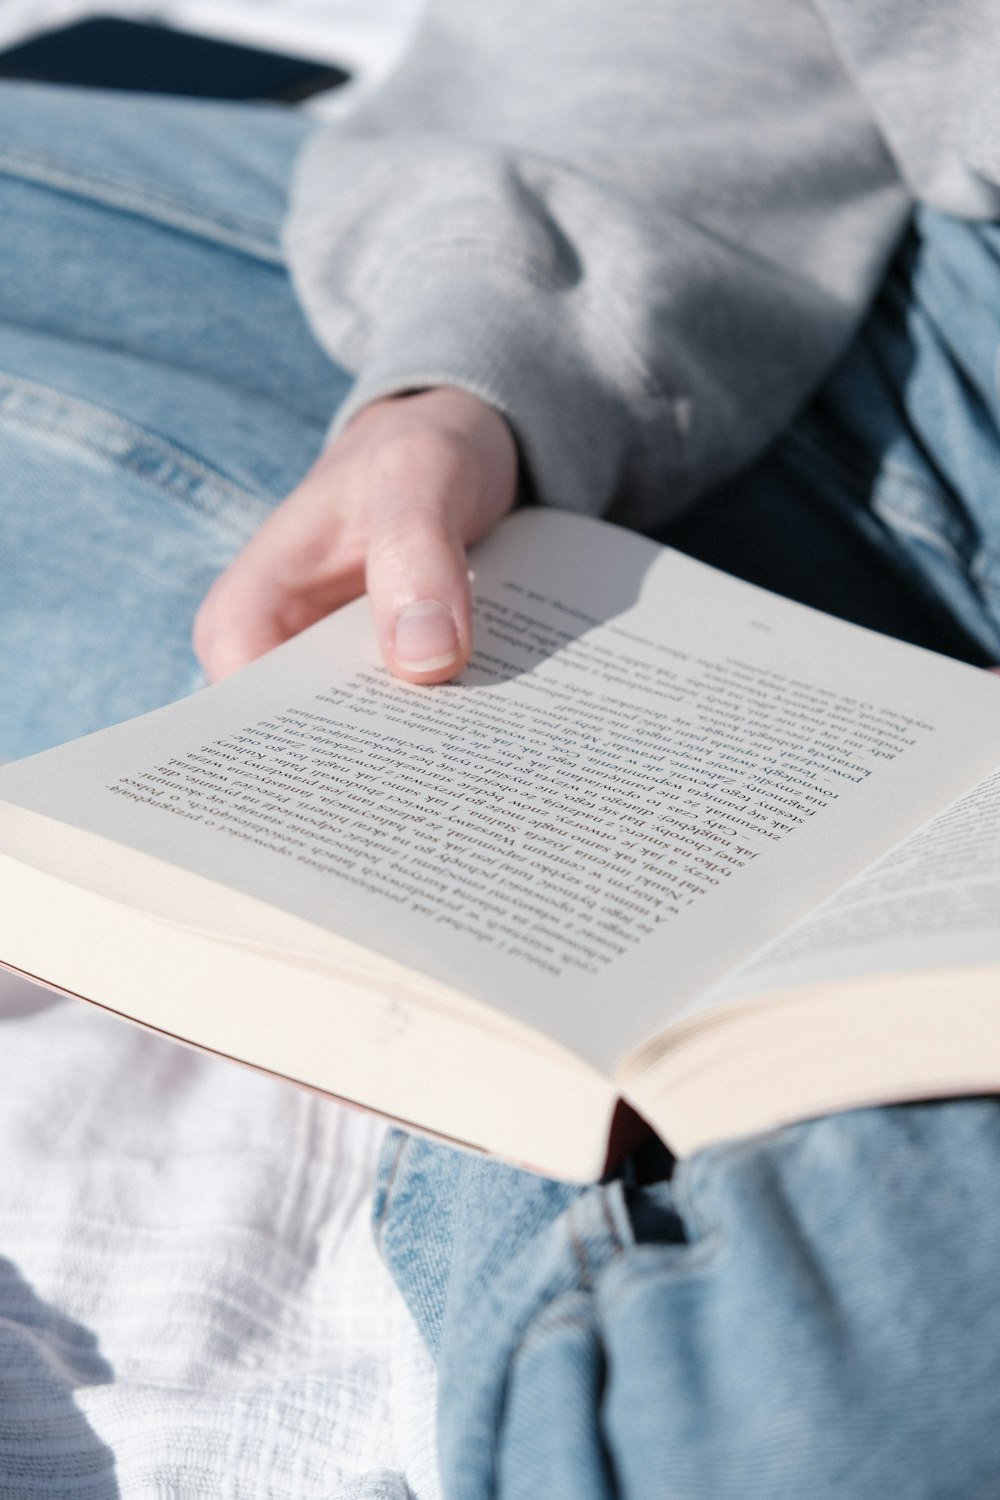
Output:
top-left (0, 970), bottom-right (439, 1498)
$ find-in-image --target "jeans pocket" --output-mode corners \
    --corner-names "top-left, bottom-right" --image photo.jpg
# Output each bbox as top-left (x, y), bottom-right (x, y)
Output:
top-left (0, 373), bottom-right (273, 759)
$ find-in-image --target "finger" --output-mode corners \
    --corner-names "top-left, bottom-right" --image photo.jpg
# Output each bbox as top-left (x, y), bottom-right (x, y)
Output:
top-left (193, 469), bottom-right (366, 681)
top-left (370, 510), bottom-right (472, 683)
top-left (366, 492), bottom-right (475, 685)
top-left (364, 431), bottom-right (514, 683)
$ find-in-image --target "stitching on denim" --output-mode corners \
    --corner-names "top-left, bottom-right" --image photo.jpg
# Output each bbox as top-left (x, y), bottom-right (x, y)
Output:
top-left (585, 1165), bottom-right (731, 1318)
top-left (665, 1152), bottom-right (735, 1272)
top-left (499, 1284), bottom-right (620, 1498)
top-left (567, 1205), bottom-right (594, 1292)
top-left (0, 145), bottom-right (283, 265)
top-left (372, 1134), bottom-right (410, 1250)
top-left (599, 1186), bottom-right (630, 1256)
top-left (596, 1232), bottom-right (729, 1320)
top-left (563, 1190), bottom-right (632, 1294)
top-left (0, 373), bottom-right (271, 544)
top-left (506, 1292), bottom-right (595, 1366)
top-left (494, 1287), bottom-right (600, 1498)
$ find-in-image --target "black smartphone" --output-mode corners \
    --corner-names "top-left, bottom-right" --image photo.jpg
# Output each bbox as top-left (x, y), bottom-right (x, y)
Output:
top-left (0, 15), bottom-right (349, 102)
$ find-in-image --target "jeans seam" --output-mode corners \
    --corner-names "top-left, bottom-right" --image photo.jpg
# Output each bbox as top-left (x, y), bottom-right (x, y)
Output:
top-left (505, 1293), bottom-right (597, 1366)
top-left (489, 1199), bottom-right (627, 1495)
top-left (568, 1215), bottom-right (594, 1292)
top-left (595, 1232), bottom-right (729, 1318)
top-left (495, 1288), bottom-right (603, 1500)
top-left (0, 145), bottom-right (284, 265)
top-left (372, 1133), bottom-right (411, 1251)
top-left (568, 1190), bottom-right (633, 1291)
top-left (0, 373), bottom-right (272, 543)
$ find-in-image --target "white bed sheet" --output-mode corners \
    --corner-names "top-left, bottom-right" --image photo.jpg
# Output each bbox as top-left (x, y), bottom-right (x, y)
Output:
top-left (0, 970), bottom-right (440, 1498)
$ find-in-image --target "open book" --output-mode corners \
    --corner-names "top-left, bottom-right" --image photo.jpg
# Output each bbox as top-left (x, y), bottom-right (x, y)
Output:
top-left (2, 509), bottom-right (999, 1181)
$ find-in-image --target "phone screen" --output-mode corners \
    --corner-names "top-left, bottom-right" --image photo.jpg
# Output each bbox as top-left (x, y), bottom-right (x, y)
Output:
top-left (0, 17), bottom-right (349, 102)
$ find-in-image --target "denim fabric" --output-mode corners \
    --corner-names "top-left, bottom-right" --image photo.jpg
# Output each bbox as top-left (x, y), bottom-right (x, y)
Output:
top-left (667, 210), bottom-right (1000, 667)
top-left (2, 81), bottom-right (1000, 1500)
top-left (0, 82), bottom-right (348, 761)
top-left (376, 212), bottom-right (1000, 1497)
top-left (380, 1105), bottom-right (1000, 1499)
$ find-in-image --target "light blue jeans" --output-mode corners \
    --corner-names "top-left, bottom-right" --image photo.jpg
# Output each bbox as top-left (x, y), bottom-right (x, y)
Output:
top-left (2, 83), bottom-right (1000, 1499)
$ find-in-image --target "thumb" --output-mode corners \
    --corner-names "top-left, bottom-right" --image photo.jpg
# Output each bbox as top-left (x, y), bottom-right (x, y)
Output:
top-left (362, 397), bottom-right (519, 684)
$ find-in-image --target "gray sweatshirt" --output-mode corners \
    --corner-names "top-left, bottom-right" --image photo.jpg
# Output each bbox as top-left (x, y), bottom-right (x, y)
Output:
top-left (284, 1), bottom-right (1000, 529)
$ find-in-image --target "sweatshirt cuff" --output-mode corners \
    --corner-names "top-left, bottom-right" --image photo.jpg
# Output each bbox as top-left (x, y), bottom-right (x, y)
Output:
top-left (321, 256), bottom-right (683, 526)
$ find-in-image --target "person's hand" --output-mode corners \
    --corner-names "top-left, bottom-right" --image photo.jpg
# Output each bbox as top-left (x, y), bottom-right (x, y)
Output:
top-left (193, 387), bottom-right (519, 685)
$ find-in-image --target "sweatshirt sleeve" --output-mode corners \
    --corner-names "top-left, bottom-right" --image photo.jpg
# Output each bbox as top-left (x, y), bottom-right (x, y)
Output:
top-left (283, 0), bottom-right (910, 529)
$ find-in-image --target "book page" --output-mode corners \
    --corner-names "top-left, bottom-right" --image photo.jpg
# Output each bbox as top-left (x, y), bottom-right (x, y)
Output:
top-left (699, 765), bottom-right (1000, 1008)
top-left (2, 509), bottom-right (1000, 1071)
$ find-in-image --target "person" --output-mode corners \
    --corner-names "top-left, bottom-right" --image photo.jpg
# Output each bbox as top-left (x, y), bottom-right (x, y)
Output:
top-left (2, 2), bottom-right (1000, 1494)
